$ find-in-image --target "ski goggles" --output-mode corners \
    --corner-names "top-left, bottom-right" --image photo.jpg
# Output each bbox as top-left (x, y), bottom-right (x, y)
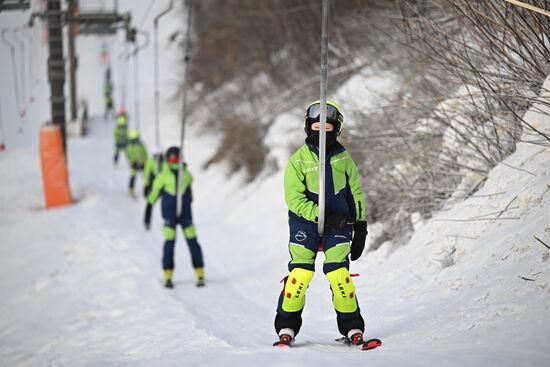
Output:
top-left (306, 103), bottom-right (340, 123)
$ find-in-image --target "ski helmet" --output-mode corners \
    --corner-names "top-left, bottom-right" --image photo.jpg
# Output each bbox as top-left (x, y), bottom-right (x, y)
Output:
top-left (129, 130), bottom-right (140, 140)
top-left (116, 113), bottom-right (128, 126)
top-left (165, 146), bottom-right (180, 165)
top-left (304, 100), bottom-right (344, 136)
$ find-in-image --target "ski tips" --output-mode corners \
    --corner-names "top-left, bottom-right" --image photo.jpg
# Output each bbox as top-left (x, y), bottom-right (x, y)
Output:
top-left (362, 338), bottom-right (382, 351)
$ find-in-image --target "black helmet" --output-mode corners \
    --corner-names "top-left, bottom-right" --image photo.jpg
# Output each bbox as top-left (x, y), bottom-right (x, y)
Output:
top-left (304, 100), bottom-right (344, 136)
top-left (165, 146), bottom-right (180, 165)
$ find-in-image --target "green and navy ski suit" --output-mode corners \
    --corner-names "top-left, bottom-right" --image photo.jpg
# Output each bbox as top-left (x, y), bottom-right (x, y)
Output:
top-left (126, 138), bottom-right (148, 191)
top-left (113, 117), bottom-right (128, 164)
top-left (147, 163), bottom-right (204, 272)
top-left (275, 141), bottom-right (366, 338)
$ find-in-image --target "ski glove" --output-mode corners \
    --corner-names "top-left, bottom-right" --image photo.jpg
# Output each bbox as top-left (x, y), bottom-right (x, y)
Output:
top-left (132, 162), bottom-right (144, 170)
top-left (143, 185), bottom-right (151, 198)
top-left (350, 221), bottom-right (368, 261)
top-left (325, 213), bottom-right (355, 230)
top-left (144, 203), bottom-right (153, 231)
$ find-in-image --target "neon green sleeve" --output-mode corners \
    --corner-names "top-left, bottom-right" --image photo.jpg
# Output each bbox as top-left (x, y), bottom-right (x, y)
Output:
top-left (113, 127), bottom-right (122, 143)
top-left (181, 167), bottom-right (193, 194)
top-left (284, 157), bottom-right (318, 222)
top-left (126, 144), bottom-right (135, 163)
top-left (346, 157), bottom-right (366, 221)
top-left (147, 173), bottom-right (164, 205)
top-left (139, 144), bottom-right (148, 163)
top-left (143, 159), bottom-right (153, 186)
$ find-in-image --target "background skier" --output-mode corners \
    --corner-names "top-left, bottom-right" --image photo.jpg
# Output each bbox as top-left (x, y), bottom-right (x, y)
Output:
top-left (126, 130), bottom-right (148, 197)
top-left (143, 146), bottom-right (205, 288)
top-left (113, 108), bottom-right (128, 165)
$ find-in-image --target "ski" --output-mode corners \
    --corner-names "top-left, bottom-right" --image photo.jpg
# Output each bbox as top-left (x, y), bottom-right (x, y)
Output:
top-left (273, 334), bottom-right (293, 347)
top-left (272, 340), bottom-right (292, 347)
top-left (335, 336), bottom-right (382, 351)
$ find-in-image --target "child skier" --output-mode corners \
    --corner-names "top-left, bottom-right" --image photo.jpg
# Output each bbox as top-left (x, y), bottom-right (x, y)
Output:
top-left (126, 130), bottom-right (148, 198)
top-left (274, 101), bottom-right (369, 347)
top-left (143, 146), bottom-right (205, 288)
top-left (113, 108), bottom-right (128, 165)
top-left (104, 82), bottom-right (114, 120)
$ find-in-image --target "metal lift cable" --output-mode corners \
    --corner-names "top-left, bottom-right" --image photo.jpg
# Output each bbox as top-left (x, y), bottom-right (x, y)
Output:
top-left (317, 0), bottom-right (329, 236)
top-left (129, 30), bottom-right (149, 132)
top-left (154, 0), bottom-right (175, 149)
top-left (133, 42), bottom-right (140, 131)
top-left (1, 29), bottom-right (23, 132)
top-left (119, 43), bottom-right (129, 109)
top-left (12, 27), bottom-right (27, 115)
top-left (19, 25), bottom-right (34, 102)
top-left (0, 93), bottom-right (5, 149)
top-left (176, 0), bottom-right (193, 219)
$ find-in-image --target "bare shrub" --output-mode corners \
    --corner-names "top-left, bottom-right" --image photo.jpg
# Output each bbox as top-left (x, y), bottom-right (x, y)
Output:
top-left (185, 0), bottom-right (550, 248)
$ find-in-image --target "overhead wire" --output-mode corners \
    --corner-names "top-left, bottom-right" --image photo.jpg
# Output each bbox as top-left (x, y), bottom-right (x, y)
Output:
top-left (1, 28), bottom-right (24, 133)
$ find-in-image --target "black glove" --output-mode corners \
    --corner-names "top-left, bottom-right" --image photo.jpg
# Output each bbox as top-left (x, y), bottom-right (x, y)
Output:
top-left (325, 213), bottom-right (355, 230)
top-left (143, 185), bottom-right (150, 198)
top-left (350, 221), bottom-right (368, 261)
top-left (144, 203), bottom-right (152, 231)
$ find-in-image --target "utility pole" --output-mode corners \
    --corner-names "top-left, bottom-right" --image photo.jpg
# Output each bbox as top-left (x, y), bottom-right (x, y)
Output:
top-left (47, 0), bottom-right (67, 153)
top-left (67, 0), bottom-right (78, 121)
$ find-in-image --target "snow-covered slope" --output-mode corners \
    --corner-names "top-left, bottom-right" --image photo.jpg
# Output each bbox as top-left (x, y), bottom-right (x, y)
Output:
top-left (1, 2), bottom-right (550, 366)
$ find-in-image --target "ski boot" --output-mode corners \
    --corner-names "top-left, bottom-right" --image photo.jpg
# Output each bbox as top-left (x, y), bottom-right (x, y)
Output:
top-left (164, 269), bottom-right (174, 289)
top-left (273, 329), bottom-right (294, 347)
top-left (195, 267), bottom-right (205, 287)
top-left (348, 330), bottom-right (364, 345)
top-left (337, 329), bottom-right (382, 351)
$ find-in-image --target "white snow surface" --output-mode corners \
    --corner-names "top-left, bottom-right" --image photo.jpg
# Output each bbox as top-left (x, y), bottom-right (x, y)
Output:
top-left (2, 3), bottom-right (550, 366)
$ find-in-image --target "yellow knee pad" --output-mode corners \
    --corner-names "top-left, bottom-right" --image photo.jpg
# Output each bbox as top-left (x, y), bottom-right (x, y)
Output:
top-left (326, 268), bottom-right (358, 313)
top-left (183, 224), bottom-right (197, 239)
top-left (163, 226), bottom-right (176, 240)
top-left (281, 268), bottom-right (314, 313)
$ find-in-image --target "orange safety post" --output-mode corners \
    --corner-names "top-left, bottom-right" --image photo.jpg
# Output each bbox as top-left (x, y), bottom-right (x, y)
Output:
top-left (39, 124), bottom-right (73, 208)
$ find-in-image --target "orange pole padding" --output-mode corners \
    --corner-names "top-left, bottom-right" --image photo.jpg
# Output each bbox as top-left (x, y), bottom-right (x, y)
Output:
top-left (39, 124), bottom-right (73, 208)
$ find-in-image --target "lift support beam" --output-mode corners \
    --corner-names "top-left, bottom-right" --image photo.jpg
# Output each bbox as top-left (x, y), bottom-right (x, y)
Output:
top-left (0, 0), bottom-right (30, 12)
